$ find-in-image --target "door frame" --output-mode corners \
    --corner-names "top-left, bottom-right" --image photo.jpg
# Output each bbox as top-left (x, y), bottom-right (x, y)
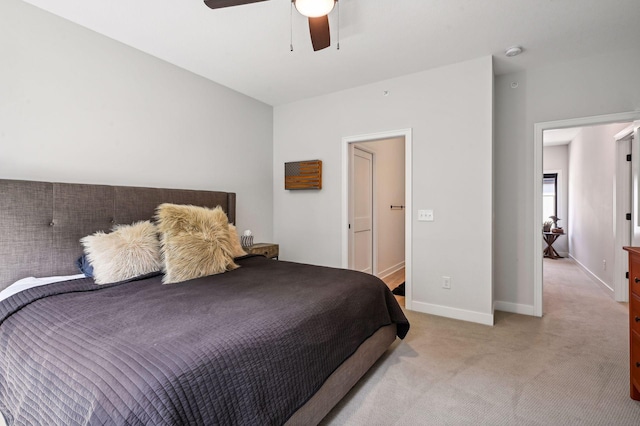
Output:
top-left (342, 128), bottom-right (413, 309)
top-left (533, 111), bottom-right (640, 317)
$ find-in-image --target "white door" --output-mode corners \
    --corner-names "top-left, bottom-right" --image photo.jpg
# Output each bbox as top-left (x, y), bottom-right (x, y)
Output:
top-left (632, 121), bottom-right (640, 246)
top-left (350, 147), bottom-right (374, 274)
top-left (614, 130), bottom-right (633, 301)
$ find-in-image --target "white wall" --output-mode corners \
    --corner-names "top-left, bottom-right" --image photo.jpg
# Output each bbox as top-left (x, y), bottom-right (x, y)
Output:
top-left (494, 47), bottom-right (640, 312)
top-left (543, 144), bottom-right (569, 254)
top-left (355, 137), bottom-right (405, 278)
top-left (274, 57), bottom-right (494, 325)
top-left (0, 0), bottom-right (274, 240)
top-left (567, 123), bottom-right (629, 288)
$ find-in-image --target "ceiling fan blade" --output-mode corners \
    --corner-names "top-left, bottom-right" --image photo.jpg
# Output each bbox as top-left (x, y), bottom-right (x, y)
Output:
top-left (308, 15), bottom-right (330, 51)
top-left (204, 0), bottom-right (268, 10)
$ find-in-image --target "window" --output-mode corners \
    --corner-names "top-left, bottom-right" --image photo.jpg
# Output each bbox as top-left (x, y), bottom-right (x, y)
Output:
top-left (542, 173), bottom-right (558, 221)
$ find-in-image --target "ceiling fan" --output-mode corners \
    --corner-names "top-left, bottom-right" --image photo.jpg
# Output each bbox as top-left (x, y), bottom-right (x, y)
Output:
top-left (204, 0), bottom-right (336, 51)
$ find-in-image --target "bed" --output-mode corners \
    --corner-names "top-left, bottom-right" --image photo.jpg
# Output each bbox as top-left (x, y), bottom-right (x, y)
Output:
top-left (0, 179), bottom-right (409, 425)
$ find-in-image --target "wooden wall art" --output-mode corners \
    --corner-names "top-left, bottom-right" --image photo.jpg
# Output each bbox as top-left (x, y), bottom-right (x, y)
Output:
top-left (285, 160), bottom-right (322, 190)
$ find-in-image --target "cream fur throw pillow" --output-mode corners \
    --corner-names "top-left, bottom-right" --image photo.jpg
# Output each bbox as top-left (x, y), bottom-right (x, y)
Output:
top-left (156, 204), bottom-right (238, 284)
top-left (228, 224), bottom-right (247, 258)
top-left (80, 221), bottom-right (161, 285)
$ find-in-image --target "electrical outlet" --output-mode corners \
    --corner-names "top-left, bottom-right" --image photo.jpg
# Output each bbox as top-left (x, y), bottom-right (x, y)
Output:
top-left (603, 259), bottom-right (606, 271)
top-left (442, 276), bottom-right (451, 289)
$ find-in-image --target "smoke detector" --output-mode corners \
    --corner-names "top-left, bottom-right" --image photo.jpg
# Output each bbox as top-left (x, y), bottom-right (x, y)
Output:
top-left (505, 46), bottom-right (523, 57)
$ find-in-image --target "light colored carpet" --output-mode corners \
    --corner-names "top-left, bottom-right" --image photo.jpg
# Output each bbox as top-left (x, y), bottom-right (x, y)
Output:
top-left (322, 258), bottom-right (640, 425)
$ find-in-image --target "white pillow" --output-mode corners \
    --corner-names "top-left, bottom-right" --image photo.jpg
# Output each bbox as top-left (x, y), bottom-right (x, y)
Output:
top-left (81, 221), bottom-right (162, 285)
top-left (0, 274), bottom-right (85, 303)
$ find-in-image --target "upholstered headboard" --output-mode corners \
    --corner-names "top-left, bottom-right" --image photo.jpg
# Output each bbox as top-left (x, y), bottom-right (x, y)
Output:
top-left (0, 179), bottom-right (236, 290)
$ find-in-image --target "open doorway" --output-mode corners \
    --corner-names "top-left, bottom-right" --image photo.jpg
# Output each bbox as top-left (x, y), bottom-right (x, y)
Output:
top-left (534, 113), bottom-right (640, 316)
top-left (542, 123), bottom-right (631, 302)
top-left (342, 129), bottom-right (413, 310)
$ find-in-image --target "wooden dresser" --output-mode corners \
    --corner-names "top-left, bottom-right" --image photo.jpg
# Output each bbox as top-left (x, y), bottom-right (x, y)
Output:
top-left (623, 246), bottom-right (640, 400)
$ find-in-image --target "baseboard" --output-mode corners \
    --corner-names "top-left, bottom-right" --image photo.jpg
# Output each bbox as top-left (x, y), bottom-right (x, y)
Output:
top-left (494, 300), bottom-right (535, 316)
top-left (411, 300), bottom-right (494, 326)
top-left (377, 261), bottom-right (405, 280)
top-left (568, 254), bottom-right (614, 295)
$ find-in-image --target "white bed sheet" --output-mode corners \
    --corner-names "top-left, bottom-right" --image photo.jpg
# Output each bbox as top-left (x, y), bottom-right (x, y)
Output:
top-left (0, 274), bottom-right (85, 303)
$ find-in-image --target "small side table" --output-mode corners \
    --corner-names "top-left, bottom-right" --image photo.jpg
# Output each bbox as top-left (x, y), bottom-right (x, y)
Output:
top-left (543, 232), bottom-right (565, 259)
top-left (243, 243), bottom-right (279, 259)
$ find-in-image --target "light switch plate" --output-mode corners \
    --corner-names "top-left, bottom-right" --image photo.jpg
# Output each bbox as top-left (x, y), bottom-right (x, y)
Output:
top-left (418, 209), bottom-right (434, 222)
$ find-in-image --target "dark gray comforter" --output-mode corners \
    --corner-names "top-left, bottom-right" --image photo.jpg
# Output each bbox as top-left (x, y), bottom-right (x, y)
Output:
top-left (0, 255), bottom-right (409, 425)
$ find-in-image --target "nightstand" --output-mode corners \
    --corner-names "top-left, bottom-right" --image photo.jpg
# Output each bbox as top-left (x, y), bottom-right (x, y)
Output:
top-left (243, 243), bottom-right (279, 259)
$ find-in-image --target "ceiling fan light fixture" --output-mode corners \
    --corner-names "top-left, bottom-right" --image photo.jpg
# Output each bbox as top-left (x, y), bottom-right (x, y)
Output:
top-left (294, 0), bottom-right (336, 18)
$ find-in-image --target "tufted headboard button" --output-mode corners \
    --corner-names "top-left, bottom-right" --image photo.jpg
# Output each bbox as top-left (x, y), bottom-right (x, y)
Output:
top-left (49, 221), bottom-right (55, 227)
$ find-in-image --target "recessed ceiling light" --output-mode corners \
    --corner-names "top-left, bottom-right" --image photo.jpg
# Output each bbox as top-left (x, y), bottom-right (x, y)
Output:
top-left (505, 46), bottom-right (523, 57)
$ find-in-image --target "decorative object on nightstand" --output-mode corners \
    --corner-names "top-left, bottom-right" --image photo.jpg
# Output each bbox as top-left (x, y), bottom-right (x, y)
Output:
top-left (243, 243), bottom-right (279, 260)
top-left (549, 216), bottom-right (563, 233)
top-left (241, 229), bottom-right (254, 248)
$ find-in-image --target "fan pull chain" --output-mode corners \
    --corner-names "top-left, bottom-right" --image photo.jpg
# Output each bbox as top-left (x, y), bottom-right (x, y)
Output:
top-left (290, 0), bottom-right (294, 51)
top-left (336, 0), bottom-right (340, 50)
